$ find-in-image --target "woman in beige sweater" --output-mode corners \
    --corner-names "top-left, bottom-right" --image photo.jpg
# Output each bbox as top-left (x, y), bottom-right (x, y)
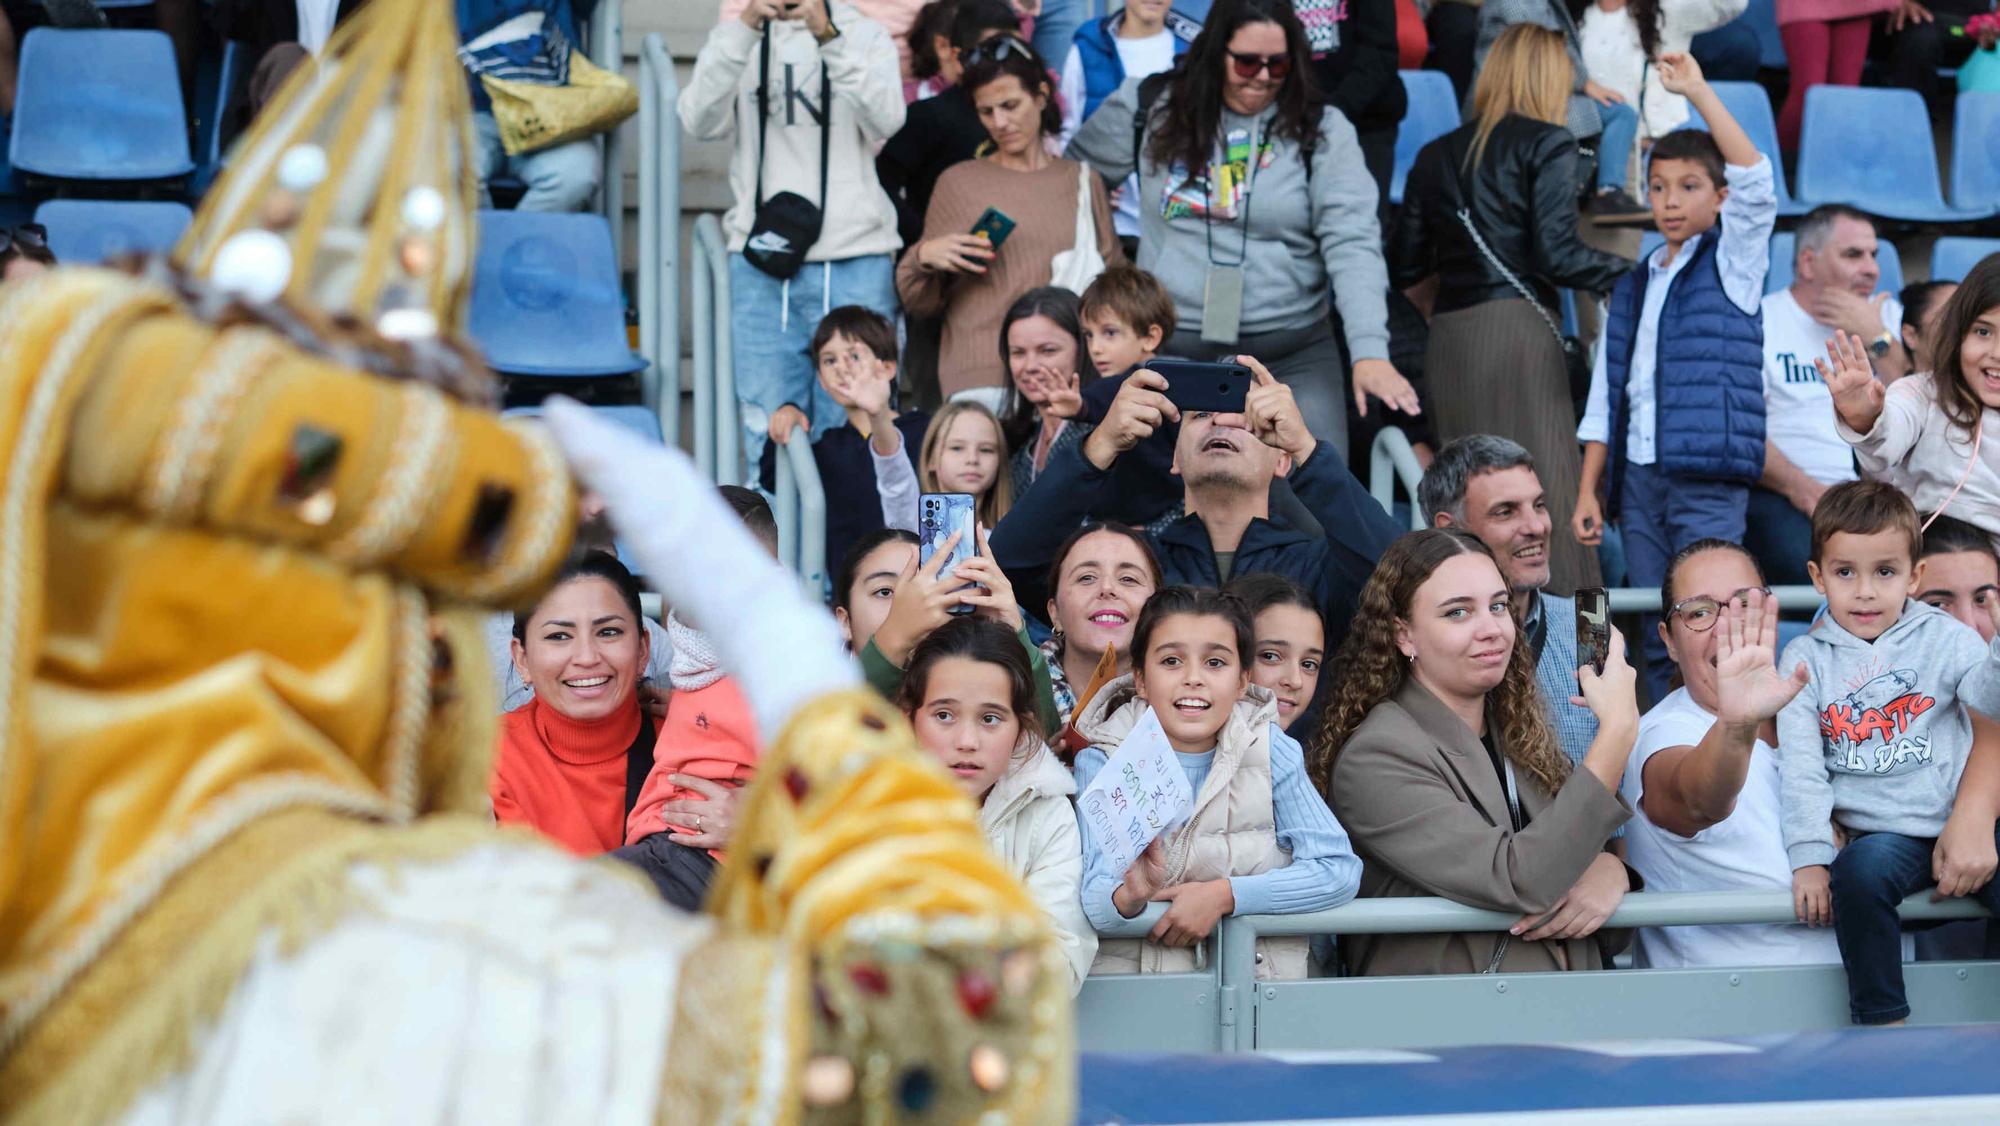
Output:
top-left (895, 35), bottom-right (1122, 402)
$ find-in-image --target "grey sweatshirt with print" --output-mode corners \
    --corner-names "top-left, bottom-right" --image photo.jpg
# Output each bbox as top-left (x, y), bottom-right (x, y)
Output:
top-left (1065, 80), bottom-right (1390, 356)
top-left (1776, 599), bottom-right (2000, 868)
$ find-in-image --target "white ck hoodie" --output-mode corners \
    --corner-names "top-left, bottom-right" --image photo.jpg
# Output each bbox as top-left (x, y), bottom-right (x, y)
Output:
top-left (678, 4), bottom-right (905, 263)
top-left (978, 741), bottom-right (1097, 994)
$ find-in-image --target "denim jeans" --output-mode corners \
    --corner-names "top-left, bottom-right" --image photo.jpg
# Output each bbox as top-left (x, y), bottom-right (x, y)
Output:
top-left (728, 252), bottom-right (898, 481)
top-left (1830, 829), bottom-right (2000, 1024)
top-left (1618, 461), bottom-right (1748, 701)
top-left (1690, 20), bottom-right (1764, 82)
top-left (1744, 484), bottom-right (1815, 586)
top-left (1596, 100), bottom-right (1641, 193)
top-left (473, 110), bottom-right (600, 213)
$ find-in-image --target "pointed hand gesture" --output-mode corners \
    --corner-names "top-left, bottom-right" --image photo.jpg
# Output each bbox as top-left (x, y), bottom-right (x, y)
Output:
top-left (1713, 589), bottom-right (1811, 727)
top-left (1235, 354), bottom-right (1316, 465)
top-left (1815, 330), bottom-right (1885, 435)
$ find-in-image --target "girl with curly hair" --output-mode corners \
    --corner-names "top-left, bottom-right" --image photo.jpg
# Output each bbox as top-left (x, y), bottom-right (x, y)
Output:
top-left (1312, 528), bottom-right (1643, 977)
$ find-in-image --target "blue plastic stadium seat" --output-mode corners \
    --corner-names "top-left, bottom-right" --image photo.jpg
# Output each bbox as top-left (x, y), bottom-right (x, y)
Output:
top-left (9, 29), bottom-right (193, 183)
top-left (192, 40), bottom-right (247, 196)
top-left (469, 210), bottom-right (645, 378)
top-left (1794, 86), bottom-right (1990, 222)
top-left (1930, 237), bottom-right (2000, 283)
top-left (1766, 231), bottom-right (1903, 295)
top-left (1391, 70), bottom-right (1459, 205)
top-left (33, 199), bottom-right (192, 263)
top-left (1951, 92), bottom-right (2000, 217)
top-left (1684, 81), bottom-right (1808, 216)
top-left (1635, 230), bottom-right (1901, 296)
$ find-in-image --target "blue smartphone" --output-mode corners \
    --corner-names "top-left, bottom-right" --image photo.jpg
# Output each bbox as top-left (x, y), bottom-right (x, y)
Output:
top-left (970, 207), bottom-right (1016, 251)
top-left (918, 492), bottom-right (979, 615)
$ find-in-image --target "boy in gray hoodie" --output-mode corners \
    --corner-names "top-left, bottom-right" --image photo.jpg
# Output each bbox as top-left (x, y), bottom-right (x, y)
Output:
top-left (1778, 480), bottom-right (2000, 1025)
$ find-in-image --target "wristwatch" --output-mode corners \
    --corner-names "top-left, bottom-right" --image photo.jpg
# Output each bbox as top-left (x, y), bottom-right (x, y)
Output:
top-left (1870, 331), bottom-right (1897, 359)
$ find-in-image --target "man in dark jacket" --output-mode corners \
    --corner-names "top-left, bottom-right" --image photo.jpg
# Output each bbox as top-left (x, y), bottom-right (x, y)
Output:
top-left (991, 357), bottom-right (1401, 650)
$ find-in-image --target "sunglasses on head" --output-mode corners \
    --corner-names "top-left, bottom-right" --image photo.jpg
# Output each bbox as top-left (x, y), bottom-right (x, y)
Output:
top-left (0, 223), bottom-right (48, 256)
top-left (964, 35), bottom-right (1031, 67)
top-left (1228, 51), bottom-right (1290, 80)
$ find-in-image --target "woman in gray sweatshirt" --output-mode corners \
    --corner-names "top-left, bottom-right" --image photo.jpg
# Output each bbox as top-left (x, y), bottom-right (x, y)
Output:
top-left (1065, 0), bottom-right (1416, 460)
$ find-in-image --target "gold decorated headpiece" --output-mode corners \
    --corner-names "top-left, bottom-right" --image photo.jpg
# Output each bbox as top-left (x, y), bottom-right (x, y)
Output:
top-left (0, 1), bottom-right (575, 1051)
top-left (174, 1), bottom-right (478, 344)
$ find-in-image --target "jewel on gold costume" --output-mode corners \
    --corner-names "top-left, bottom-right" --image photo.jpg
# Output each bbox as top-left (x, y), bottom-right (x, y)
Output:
top-left (0, 3), bottom-right (1072, 1123)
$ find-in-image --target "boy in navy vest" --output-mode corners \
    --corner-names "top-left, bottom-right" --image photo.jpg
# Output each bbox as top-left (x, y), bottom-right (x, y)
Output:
top-left (1572, 53), bottom-right (1778, 698)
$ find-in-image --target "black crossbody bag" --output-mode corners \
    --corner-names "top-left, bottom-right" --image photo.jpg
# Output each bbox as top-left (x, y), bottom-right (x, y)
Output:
top-left (743, 28), bottom-right (831, 280)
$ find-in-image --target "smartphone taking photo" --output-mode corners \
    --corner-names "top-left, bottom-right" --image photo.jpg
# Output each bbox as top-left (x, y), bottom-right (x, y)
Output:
top-left (1143, 359), bottom-right (1250, 415)
top-left (1574, 586), bottom-right (1610, 678)
top-left (918, 493), bottom-right (979, 615)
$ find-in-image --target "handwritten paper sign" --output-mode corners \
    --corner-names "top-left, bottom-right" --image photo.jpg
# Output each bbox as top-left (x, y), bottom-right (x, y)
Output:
top-left (1077, 709), bottom-right (1195, 877)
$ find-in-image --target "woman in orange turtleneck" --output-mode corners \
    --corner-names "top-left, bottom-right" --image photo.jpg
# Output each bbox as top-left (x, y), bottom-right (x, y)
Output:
top-left (492, 552), bottom-right (655, 854)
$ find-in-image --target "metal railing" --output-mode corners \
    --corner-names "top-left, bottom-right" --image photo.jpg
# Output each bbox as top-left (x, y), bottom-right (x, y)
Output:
top-left (637, 33), bottom-right (681, 450)
top-left (1368, 426), bottom-right (1427, 531)
top-left (773, 434), bottom-right (829, 593)
top-left (590, 8), bottom-right (625, 238)
top-left (1077, 891), bottom-right (1999, 1053)
top-left (689, 214), bottom-right (732, 483)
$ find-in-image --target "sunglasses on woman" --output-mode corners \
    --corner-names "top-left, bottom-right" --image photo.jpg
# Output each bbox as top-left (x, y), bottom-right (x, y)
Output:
top-left (964, 35), bottom-right (1032, 67)
top-left (0, 224), bottom-right (49, 256)
top-left (1228, 51), bottom-right (1290, 80)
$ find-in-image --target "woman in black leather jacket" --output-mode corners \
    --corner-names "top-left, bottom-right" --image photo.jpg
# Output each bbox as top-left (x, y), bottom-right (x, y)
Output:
top-left (1390, 22), bottom-right (1629, 596)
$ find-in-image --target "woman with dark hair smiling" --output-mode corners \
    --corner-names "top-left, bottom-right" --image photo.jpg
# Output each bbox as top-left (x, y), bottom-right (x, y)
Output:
top-left (492, 552), bottom-right (655, 855)
top-left (1067, 0), bottom-right (1417, 458)
top-left (896, 35), bottom-right (1123, 403)
top-left (997, 286), bottom-right (1098, 493)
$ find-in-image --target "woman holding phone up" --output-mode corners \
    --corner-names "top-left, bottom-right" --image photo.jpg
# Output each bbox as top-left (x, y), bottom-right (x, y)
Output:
top-left (1313, 529), bottom-right (1642, 976)
top-left (896, 35), bottom-right (1124, 405)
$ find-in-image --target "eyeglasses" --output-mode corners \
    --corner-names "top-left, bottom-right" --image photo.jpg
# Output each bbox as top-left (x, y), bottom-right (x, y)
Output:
top-left (0, 223), bottom-right (48, 256)
top-left (1666, 586), bottom-right (1772, 632)
top-left (1228, 51), bottom-right (1291, 80)
top-left (964, 35), bottom-right (1031, 67)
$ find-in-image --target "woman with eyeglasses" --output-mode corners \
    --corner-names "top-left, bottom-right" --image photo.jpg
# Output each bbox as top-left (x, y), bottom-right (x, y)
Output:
top-left (1614, 537), bottom-right (1847, 969)
top-left (0, 223), bottom-right (54, 281)
top-left (1066, 0), bottom-right (1417, 461)
top-left (895, 33), bottom-right (1124, 407)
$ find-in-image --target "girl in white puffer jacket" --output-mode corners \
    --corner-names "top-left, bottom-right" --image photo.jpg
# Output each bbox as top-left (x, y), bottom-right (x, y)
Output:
top-left (898, 616), bottom-right (1098, 991)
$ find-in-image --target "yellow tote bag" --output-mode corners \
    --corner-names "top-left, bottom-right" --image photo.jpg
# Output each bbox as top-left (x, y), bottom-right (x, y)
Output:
top-left (480, 50), bottom-right (637, 156)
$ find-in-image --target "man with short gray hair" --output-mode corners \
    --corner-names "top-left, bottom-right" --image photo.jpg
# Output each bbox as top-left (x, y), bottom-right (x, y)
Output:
top-left (1753, 204), bottom-right (1906, 585)
top-left (1420, 435), bottom-right (1600, 768)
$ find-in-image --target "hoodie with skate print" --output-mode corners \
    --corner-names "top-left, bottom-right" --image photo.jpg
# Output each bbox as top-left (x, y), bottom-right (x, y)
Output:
top-left (1776, 599), bottom-right (2000, 869)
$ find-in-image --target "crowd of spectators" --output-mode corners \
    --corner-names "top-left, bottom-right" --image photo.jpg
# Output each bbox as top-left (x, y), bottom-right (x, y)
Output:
top-left (58, 0), bottom-right (1999, 1030)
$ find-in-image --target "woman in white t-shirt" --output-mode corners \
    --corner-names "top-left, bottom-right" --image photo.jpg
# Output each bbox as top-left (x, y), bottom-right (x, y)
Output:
top-left (1621, 538), bottom-right (1838, 968)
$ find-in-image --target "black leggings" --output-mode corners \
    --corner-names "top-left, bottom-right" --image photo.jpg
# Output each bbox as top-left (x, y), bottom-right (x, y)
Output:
top-left (609, 833), bottom-right (720, 912)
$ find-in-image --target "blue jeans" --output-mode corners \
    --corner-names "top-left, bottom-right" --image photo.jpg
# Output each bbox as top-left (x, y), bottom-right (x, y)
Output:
top-left (1744, 485), bottom-right (1815, 586)
top-left (1029, 0), bottom-right (1084, 75)
top-left (1618, 461), bottom-right (1748, 701)
top-left (728, 252), bottom-right (897, 481)
top-left (473, 110), bottom-right (600, 212)
top-left (1596, 101), bottom-right (1640, 192)
top-left (1830, 830), bottom-right (2000, 1024)
top-left (1690, 20), bottom-right (1764, 82)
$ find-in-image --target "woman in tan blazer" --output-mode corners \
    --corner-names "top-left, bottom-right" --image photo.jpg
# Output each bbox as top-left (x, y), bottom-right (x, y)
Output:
top-left (1310, 529), bottom-right (1642, 976)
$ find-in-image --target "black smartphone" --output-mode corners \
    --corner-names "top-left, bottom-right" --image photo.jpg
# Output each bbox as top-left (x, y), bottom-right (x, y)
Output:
top-left (1143, 359), bottom-right (1251, 414)
top-left (1575, 586), bottom-right (1610, 677)
top-left (969, 207), bottom-right (1017, 252)
top-left (918, 492), bottom-right (980, 615)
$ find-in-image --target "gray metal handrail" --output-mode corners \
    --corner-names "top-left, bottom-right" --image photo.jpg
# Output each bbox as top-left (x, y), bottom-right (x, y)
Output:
top-left (690, 214), bottom-right (732, 482)
top-left (772, 433), bottom-right (829, 592)
top-left (590, 7), bottom-right (625, 236)
top-left (1609, 584), bottom-right (1822, 613)
top-left (638, 33), bottom-right (681, 451)
top-left (1368, 425), bottom-right (1427, 532)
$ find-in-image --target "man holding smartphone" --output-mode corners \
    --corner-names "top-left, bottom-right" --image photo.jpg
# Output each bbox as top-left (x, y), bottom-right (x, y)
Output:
top-left (1419, 435), bottom-right (1601, 772)
top-left (682, 0), bottom-right (905, 481)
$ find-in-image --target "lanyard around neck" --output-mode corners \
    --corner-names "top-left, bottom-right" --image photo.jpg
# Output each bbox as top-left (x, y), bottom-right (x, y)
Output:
top-left (1201, 125), bottom-right (1264, 268)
